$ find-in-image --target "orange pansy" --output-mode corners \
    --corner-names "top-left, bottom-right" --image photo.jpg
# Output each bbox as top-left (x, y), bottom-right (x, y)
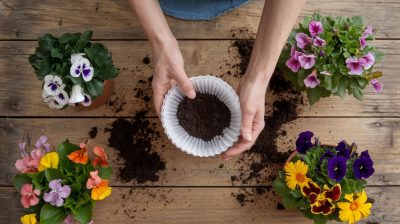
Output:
top-left (67, 143), bottom-right (88, 164)
top-left (92, 146), bottom-right (109, 167)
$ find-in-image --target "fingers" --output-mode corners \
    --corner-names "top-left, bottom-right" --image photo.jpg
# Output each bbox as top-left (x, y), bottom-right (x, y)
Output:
top-left (174, 70), bottom-right (196, 99)
top-left (152, 81), bottom-right (171, 117)
top-left (241, 110), bottom-right (255, 142)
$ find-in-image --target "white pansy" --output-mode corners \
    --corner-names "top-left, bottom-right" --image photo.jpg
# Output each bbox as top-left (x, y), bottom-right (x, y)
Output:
top-left (42, 90), bottom-right (65, 109)
top-left (81, 93), bottom-right (92, 107)
top-left (70, 53), bottom-right (94, 82)
top-left (70, 53), bottom-right (85, 65)
top-left (68, 85), bottom-right (85, 103)
top-left (43, 74), bottom-right (64, 96)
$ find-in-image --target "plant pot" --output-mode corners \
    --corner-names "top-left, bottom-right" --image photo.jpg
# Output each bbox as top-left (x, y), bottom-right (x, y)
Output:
top-left (76, 79), bottom-right (115, 111)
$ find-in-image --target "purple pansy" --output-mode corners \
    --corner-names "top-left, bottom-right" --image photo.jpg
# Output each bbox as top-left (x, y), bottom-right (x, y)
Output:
top-left (44, 75), bottom-right (64, 96)
top-left (286, 50), bottom-right (303, 73)
top-left (370, 79), bottom-right (383, 93)
top-left (304, 71), bottom-right (320, 88)
top-left (361, 52), bottom-right (375, 70)
top-left (295, 33), bottom-right (311, 49)
top-left (353, 150), bottom-right (375, 179)
top-left (295, 131), bottom-right (314, 153)
top-left (335, 141), bottom-right (351, 159)
top-left (313, 36), bottom-right (326, 47)
top-left (298, 54), bottom-right (317, 69)
top-left (44, 179), bottom-right (71, 207)
top-left (346, 57), bottom-right (367, 75)
top-left (35, 136), bottom-right (50, 152)
top-left (327, 156), bottom-right (347, 182)
top-left (309, 21), bottom-right (324, 37)
top-left (70, 53), bottom-right (94, 82)
top-left (322, 150), bottom-right (335, 160)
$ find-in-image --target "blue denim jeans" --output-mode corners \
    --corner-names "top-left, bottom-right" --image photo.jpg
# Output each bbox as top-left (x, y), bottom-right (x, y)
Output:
top-left (159, 0), bottom-right (250, 20)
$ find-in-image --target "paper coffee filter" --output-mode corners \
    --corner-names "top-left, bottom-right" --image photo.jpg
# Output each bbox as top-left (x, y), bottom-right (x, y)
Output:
top-left (161, 76), bottom-right (241, 157)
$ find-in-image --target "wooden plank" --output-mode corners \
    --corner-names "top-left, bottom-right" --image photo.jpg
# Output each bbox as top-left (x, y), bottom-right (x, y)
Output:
top-left (0, 186), bottom-right (395, 223)
top-left (0, 0), bottom-right (399, 40)
top-left (0, 40), bottom-right (398, 117)
top-left (1, 117), bottom-right (400, 186)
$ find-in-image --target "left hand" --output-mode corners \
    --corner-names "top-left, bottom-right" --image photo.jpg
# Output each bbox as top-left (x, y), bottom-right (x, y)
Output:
top-left (221, 74), bottom-right (267, 160)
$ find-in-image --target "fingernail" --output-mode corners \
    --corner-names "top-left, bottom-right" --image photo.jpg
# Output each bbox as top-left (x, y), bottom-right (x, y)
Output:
top-left (187, 90), bottom-right (196, 99)
top-left (244, 133), bottom-right (252, 141)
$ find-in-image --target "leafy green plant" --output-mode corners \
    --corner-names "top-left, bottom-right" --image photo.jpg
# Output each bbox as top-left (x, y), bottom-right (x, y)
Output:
top-left (279, 13), bottom-right (383, 105)
top-left (28, 31), bottom-right (119, 109)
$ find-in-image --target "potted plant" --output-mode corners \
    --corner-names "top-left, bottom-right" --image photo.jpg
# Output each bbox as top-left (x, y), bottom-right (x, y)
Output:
top-left (273, 131), bottom-right (375, 224)
top-left (29, 31), bottom-right (119, 110)
top-left (280, 13), bottom-right (383, 105)
top-left (14, 136), bottom-right (112, 224)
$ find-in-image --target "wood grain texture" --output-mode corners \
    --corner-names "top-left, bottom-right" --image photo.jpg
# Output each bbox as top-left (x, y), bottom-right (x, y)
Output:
top-left (1, 117), bottom-right (399, 186)
top-left (0, 186), bottom-right (395, 224)
top-left (0, 0), bottom-right (399, 40)
top-left (0, 40), bottom-right (398, 117)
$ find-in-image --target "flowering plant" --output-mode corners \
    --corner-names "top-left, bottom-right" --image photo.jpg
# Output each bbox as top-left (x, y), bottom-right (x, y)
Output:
top-left (29, 31), bottom-right (119, 109)
top-left (14, 136), bottom-right (112, 224)
top-left (273, 131), bottom-right (375, 224)
top-left (280, 13), bottom-right (383, 105)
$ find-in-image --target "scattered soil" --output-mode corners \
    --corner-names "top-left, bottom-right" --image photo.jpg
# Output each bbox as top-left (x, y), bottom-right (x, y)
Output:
top-left (88, 127), bottom-right (98, 139)
top-left (233, 39), bottom-right (254, 76)
top-left (134, 77), bottom-right (152, 103)
top-left (106, 91), bottom-right (127, 114)
top-left (276, 202), bottom-right (285, 210)
top-left (143, 55), bottom-right (151, 65)
top-left (105, 110), bottom-right (165, 183)
top-left (177, 93), bottom-right (231, 141)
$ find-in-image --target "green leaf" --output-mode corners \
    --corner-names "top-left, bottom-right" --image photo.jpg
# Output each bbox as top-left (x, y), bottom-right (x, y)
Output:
top-left (77, 31), bottom-right (93, 50)
top-left (44, 168), bottom-right (66, 182)
top-left (306, 88), bottom-right (321, 105)
top-left (98, 166), bottom-right (112, 179)
top-left (336, 77), bottom-right (347, 98)
top-left (351, 16), bottom-right (364, 28)
top-left (50, 48), bottom-right (63, 59)
top-left (72, 201), bottom-right (93, 224)
top-left (13, 174), bottom-right (32, 191)
top-left (77, 173), bottom-right (90, 186)
top-left (86, 79), bottom-right (104, 96)
top-left (272, 179), bottom-right (289, 196)
top-left (352, 86), bottom-right (364, 101)
top-left (289, 190), bottom-right (303, 198)
top-left (70, 183), bottom-right (82, 193)
top-left (57, 141), bottom-right (80, 170)
top-left (40, 204), bottom-right (67, 224)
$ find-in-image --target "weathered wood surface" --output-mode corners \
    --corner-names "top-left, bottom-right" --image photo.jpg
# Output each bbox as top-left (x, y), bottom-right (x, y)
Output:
top-left (1, 117), bottom-right (399, 187)
top-left (0, 40), bottom-right (398, 117)
top-left (0, 186), bottom-right (395, 224)
top-left (1, 0), bottom-right (399, 40)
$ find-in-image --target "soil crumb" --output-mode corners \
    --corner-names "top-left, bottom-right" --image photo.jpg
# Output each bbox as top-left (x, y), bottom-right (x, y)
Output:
top-left (143, 55), bottom-right (151, 65)
top-left (88, 127), bottom-right (98, 139)
top-left (105, 110), bottom-right (166, 183)
top-left (177, 93), bottom-right (231, 141)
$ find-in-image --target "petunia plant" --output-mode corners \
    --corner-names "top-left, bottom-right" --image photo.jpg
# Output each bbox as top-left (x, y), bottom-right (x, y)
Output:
top-left (29, 31), bottom-right (119, 109)
top-left (14, 136), bottom-right (112, 224)
top-left (273, 131), bottom-right (375, 224)
top-left (279, 13), bottom-right (384, 105)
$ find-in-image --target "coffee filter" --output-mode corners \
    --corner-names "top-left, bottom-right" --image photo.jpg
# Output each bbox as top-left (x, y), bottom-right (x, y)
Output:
top-left (161, 76), bottom-right (241, 157)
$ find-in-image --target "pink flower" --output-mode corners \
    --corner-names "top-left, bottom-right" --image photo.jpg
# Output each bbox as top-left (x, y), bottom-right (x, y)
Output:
top-left (371, 79), bottom-right (382, 92)
top-left (86, 171), bottom-right (102, 189)
top-left (295, 33), bottom-right (311, 49)
top-left (361, 52), bottom-right (375, 69)
top-left (64, 214), bottom-right (74, 224)
top-left (362, 26), bottom-right (373, 38)
top-left (20, 183), bottom-right (40, 208)
top-left (286, 50), bottom-right (303, 73)
top-left (304, 70), bottom-right (321, 88)
top-left (298, 54), bottom-right (317, 69)
top-left (15, 149), bottom-right (44, 173)
top-left (309, 21), bottom-right (324, 37)
top-left (359, 37), bottom-right (367, 50)
top-left (313, 36), bottom-right (326, 47)
top-left (346, 57), bottom-right (367, 75)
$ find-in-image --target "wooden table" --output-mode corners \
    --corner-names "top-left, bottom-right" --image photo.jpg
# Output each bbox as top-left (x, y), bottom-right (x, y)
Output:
top-left (1, 0), bottom-right (399, 223)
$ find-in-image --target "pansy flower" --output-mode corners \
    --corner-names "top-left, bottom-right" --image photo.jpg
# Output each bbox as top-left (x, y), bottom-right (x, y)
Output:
top-left (15, 142), bottom-right (43, 173)
top-left (70, 53), bottom-right (94, 82)
top-left (38, 151), bottom-right (59, 171)
top-left (327, 156), bottom-right (347, 182)
top-left (44, 179), bottom-right (71, 207)
top-left (82, 92), bottom-right (92, 107)
top-left (335, 141), bottom-right (351, 159)
top-left (301, 181), bottom-right (341, 215)
top-left (92, 146), bottom-right (109, 167)
top-left (295, 33), bottom-right (311, 49)
top-left (20, 214), bottom-right (37, 224)
top-left (286, 49), bottom-right (303, 72)
top-left (370, 79), bottom-right (382, 93)
top-left (86, 171), bottom-right (112, 200)
top-left (43, 74), bottom-right (64, 96)
top-left (69, 85), bottom-right (85, 104)
top-left (35, 136), bottom-right (51, 152)
top-left (361, 52), bottom-right (375, 70)
top-left (20, 183), bottom-right (41, 208)
top-left (346, 57), bottom-right (367, 75)
top-left (295, 131), bottom-right (314, 153)
top-left (42, 90), bottom-right (67, 109)
top-left (67, 143), bottom-right (89, 164)
top-left (309, 21), bottom-right (324, 37)
top-left (353, 150), bottom-right (374, 179)
top-left (304, 70), bottom-right (321, 88)
top-left (298, 53), bottom-right (317, 69)
top-left (313, 36), bottom-right (326, 47)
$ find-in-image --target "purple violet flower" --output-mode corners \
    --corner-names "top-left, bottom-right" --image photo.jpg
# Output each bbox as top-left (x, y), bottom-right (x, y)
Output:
top-left (295, 33), bottom-right (311, 49)
top-left (371, 79), bottom-right (383, 93)
top-left (44, 179), bottom-right (71, 207)
top-left (353, 151), bottom-right (375, 179)
top-left (359, 37), bottom-right (367, 50)
top-left (313, 36), bottom-right (326, 47)
top-left (35, 136), bottom-right (51, 152)
top-left (362, 26), bottom-right (373, 38)
top-left (304, 70), bottom-right (321, 88)
top-left (361, 52), bottom-right (375, 70)
top-left (335, 141), bottom-right (351, 159)
top-left (286, 51), bottom-right (303, 73)
top-left (327, 156), bottom-right (347, 182)
top-left (295, 131), bottom-right (314, 153)
top-left (309, 21), bottom-right (324, 37)
top-left (346, 57), bottom-right (367, 75)
top-left (298, 54), bottom-right (317, 69)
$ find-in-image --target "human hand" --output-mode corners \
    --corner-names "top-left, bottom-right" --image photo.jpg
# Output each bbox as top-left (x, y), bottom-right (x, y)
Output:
top-left (151, 38), bottom-right (196, 116)
top-left (221, 74), bottom-right (267, 160)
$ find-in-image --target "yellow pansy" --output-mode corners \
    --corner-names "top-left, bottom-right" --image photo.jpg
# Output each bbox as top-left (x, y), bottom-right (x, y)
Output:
top-left (284, 160), bottom-right (311, 190)
top-left (38, 152), bottom-right (59, 171)
top-left (20, 214), bottom-right (37, 224)
top-left (91, 179), bottom-right (112, 200)
top-left (337, 190), bottom-right (372, 224)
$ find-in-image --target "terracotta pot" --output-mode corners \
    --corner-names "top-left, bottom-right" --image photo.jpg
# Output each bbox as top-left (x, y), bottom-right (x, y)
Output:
top-left (285, 144), bottom-right (335, 164)
top-left (76, 79), bottom-right (115, 111)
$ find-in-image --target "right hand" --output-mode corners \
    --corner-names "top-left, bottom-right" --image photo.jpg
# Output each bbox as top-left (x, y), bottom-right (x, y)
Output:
top-left (151, 38), bottom-right (196, 116)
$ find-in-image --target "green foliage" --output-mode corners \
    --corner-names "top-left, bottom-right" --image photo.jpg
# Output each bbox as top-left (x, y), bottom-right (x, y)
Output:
top-left (278, 13), bottom-right (384, 105)
top-left (40, 204), bottom-right (67, 224)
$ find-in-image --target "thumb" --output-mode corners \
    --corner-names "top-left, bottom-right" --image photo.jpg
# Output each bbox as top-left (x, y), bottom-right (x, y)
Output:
top-left (241, 111), bottom-right (254, 142)
top-left (175, 70), bottom-right (196, 99)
